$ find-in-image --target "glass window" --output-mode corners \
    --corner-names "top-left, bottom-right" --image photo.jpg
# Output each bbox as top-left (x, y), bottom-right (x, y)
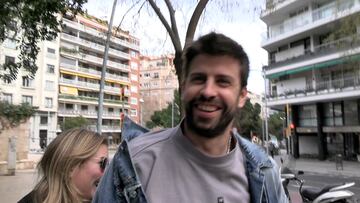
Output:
top-left (344, 100), bottom-right (358, 125)
top-left (40, 116), bottom-right (48, 125)
top-left (47, 64), bottom-right (55, 73)
top-left (131, 97), bottom-right (138, 105)
top-left (22, 76), bottom-right (33, 87)
top-left (130, 109), bottom-right (137, 116)
top-left (22, 95), bottom-right (33, 105)
top-left (45, 80), bottom-right (54, 91)
top-left (298, 104), bottom-right (317, 126)
top-left (333, 102), bottom-right (343, 126)
top-left (65, 103), bottom-right (74, 110)
top-left (153, 72), bottom-right (159, 78)
top-left (81, 105), bottom-right (88, 111)
top-left (108, 107), bottom-right (114, 112)
top-left (47, 48), bottom-right (56, 54)
top-left (5, 56), bottom-right (15, 65)
top-left (45, 97), bottom-right (53, 108)
top-left (2, 93), bottom-right (12, 104)
top-left (323, 103), bottom-right (334, 126)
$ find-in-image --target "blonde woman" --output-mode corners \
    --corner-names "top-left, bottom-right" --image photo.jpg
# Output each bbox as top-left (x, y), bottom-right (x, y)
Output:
top-left (18, 129), bottom-right (108, 203)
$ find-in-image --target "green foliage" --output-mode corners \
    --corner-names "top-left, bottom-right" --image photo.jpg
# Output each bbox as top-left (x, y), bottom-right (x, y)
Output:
top-left (0, 0), bottom-right (87, 82)
top-left (62, 116), bottom-right (89, 131)
top-left (0, 101), bottom-right (35, 129)
top-left (146, 89), bottom-right (181, 129)
top-left (234, 100), bottom-right (262, 139)
top-left (268, 111), bottom-right (285, 140)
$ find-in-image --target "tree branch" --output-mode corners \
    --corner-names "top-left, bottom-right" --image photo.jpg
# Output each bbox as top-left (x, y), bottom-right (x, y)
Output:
top-left (164, 0), bottom-right (181, 51)
top-left (147, 0), bottom-right (182, 52)
top-left (184, 0), bottom-right (209, 49)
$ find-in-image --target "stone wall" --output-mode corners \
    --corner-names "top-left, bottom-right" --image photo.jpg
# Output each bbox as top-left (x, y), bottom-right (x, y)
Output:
top-left (0, 120), bottom-right (35, 174)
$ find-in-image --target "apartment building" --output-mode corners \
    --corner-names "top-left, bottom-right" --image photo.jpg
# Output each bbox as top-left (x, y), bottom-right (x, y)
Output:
top-left (59, 13), bottom-right (141, 144)
top-left (261, 0), bottom-right (360, 160)
top-left (139, 55), bottom-right (178, 125)
top-left (0, 22), bottom-right (60, 152)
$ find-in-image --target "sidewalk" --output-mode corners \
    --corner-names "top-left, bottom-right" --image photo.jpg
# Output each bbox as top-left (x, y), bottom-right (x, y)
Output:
top-left (274, 152), bottom-right (360, 178)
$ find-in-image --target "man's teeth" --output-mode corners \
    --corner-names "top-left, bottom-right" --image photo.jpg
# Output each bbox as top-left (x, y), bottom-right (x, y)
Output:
top-left (197, 104), bottom-right (217, 111)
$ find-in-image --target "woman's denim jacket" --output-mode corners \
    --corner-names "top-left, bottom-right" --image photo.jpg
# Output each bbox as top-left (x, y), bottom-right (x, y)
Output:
top-left (93, 117), bottom-right (288, 203)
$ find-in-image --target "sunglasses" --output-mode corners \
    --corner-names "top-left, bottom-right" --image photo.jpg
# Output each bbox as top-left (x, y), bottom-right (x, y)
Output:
top-left (98, 157), bottom-right (108, 172)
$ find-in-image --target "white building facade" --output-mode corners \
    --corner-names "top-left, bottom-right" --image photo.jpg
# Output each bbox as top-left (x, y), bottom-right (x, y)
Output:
top-left (261, 0), bottom-right (360, 160)
top-left (0, 22), bottom-right (60, 152)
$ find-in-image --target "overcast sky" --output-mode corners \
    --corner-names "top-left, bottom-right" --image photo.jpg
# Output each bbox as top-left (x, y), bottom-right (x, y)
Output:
top-left (84, 0), bottom-right (268, 95)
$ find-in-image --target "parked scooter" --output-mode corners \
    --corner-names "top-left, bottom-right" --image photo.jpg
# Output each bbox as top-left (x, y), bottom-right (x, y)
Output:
top-left (281, 168), bottom-right (356, 203)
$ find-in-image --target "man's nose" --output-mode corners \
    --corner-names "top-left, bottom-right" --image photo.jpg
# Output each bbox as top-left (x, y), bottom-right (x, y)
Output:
top-left (200, 80), bottom-right (217, 99)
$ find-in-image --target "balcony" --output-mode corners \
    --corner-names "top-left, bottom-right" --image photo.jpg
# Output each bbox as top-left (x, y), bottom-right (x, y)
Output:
top-left (264, 0), bottom-right (358, 43)
top-left (59, 78), bottom-right (122, 94)
top-left (87, 125), bottom-right (122, 132)
top-left (62, 18), bottom-right (140, 51)
top-left (59, 63), bottom-right (130, 83)
top-left (60, 48), bottom-right (130, 72)
top-left (269, 76), bottom-right (360, 102)
top-left (58, 94), bottom-right (129, 106)
top-left (58, 109), bottom-right (121, 118)
top-left (266, 33), bottom-right (360, 71)
top-left (61, 33), bottom-right (131, 60)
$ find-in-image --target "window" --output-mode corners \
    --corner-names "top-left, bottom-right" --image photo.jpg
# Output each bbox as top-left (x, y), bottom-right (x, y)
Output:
top-left (130, 109), bottom-right (137, 116)
top-left (47, 64), bottom-right (55, 73)
top-left (130, 97), bottom-right (138, 105)
top-left (22, 95), bottom-right (33, 105)
top-left (65, 103), bottom-right (74, 110)
top-left (144, 73), bottom-right (150, 78)
top-left (81, 105), bottom-right (88, 111)
top-left (47, 48), bottom-right (56, 54)
top-left (131, 74), bottom-right (138, 81)
top-left (298, 104), bottom-right (317, 127)
top-left (5, 56), bottom-right (15, 65)
top-left (45, 80), bottom-right (54, 91)
top-left (40, 116), bottom-right (48, 125)
top-left (153, 72), bottom-right (159, 78)
top-left (130, 61), bottom-right (138, 69)
top-left (2, 93), bottom-right (12, 104)
top-left (130, 86), bottom-right (138, 93)
top-left (108, 107), bottom-right (114, 113)
top-left (45, 97), bottom-right (53, 108)
top-left (22, 76), bottom-right (33, 87)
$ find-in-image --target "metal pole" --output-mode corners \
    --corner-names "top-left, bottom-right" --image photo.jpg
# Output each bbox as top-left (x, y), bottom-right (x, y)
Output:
top-left (263, 69), bottom-right (270, 155)
top-left (97, 0), bottom-right (117, 134)
top-left (171, 97), bottom-right (174, 127)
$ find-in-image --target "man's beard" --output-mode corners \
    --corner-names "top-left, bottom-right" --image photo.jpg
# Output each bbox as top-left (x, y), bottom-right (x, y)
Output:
top-left (184, 96), bottom-right (237, 138)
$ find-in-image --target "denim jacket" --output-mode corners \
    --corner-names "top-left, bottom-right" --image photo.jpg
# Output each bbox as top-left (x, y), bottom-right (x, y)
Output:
top-left (93, 117), bottom-right (287, 203)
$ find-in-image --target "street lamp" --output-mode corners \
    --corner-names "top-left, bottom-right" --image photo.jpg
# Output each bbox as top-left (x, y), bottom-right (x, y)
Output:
top-left (262, 68), bottom-right (270, 155)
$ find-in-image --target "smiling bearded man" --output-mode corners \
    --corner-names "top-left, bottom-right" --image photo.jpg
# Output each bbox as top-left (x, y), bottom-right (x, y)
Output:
top-left (93, 32), bottom-right (288, 203)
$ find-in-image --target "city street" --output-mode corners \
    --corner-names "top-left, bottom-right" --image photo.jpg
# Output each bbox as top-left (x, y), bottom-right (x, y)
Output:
top-left (1, 167), bottom-right (360, 202)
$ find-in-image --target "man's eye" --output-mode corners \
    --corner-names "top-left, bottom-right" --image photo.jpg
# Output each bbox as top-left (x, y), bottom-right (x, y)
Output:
top-left (190, 76), bottom-right (205, 83)
top-left (217, 79), bottom-right (231, 87)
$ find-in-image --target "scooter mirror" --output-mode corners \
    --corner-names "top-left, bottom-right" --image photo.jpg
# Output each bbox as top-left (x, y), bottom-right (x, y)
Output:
top-left (298, 170), bottom-right (304, 175)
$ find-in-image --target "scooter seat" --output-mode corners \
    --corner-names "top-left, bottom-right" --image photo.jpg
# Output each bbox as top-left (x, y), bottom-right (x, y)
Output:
top-left (302, 183), bottom-right (345, 201)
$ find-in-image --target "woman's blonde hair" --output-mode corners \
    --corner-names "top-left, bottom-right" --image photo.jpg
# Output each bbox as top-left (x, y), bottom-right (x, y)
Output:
top-left (33, 128), bottom-right (107, 203)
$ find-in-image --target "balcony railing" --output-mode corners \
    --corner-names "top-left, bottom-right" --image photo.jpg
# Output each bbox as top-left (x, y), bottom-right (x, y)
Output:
top-left (59, 94), bottom-right (129, 105)
top-left (58, 109), bottom-right (121, 117)
top-left (267, 33), bottom-right (360, 70)
top-left (267, 0), bottom-right (356, 40)
top-left (59, 63), bottom-right (130, 83)
top-left (62, 18), bottom-right (139, 51)
top-left (269, 76), bottom-right (360, 100)
top-left (59, 78), bottom-right (122, 93)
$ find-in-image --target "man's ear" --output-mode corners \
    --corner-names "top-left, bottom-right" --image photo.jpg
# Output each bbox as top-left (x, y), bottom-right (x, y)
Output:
top-left (238, 87), bottom-right (248, 108)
